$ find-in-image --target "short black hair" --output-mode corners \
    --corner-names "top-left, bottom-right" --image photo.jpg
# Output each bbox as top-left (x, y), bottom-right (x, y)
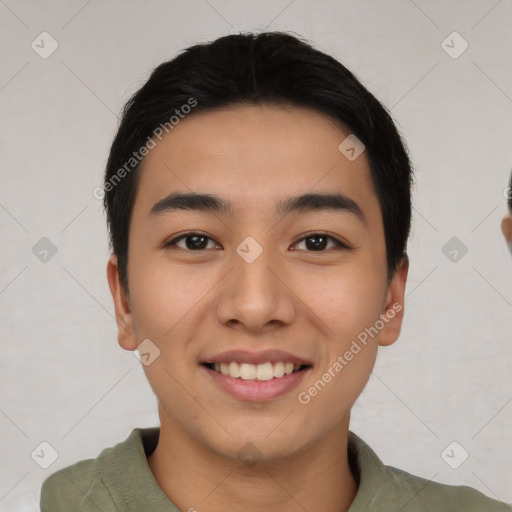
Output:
top-left (508, 171), bottom-right (512, 212)
top-left (103, 31), bottom-right (413, 293)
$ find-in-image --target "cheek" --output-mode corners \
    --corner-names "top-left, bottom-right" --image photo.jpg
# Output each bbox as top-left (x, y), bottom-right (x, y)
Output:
top-left (128, 255), bottom-right (207, 341)
top-left (296, 259), bottom-right (386, 340)
top-left (127, 262), bottom-right (205, 406)
top-left (295, 268), bottom-right (383, 423)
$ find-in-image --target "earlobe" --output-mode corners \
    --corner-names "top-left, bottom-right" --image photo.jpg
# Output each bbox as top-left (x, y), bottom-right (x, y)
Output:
top-left (501, 215), bottom-right (512, 247)
top-left (378, 255), bottom-right (409, 347)
top-left (106, 255), bottom-right (137, 351)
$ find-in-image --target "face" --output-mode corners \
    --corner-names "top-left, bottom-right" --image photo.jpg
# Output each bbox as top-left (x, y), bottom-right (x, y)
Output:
top-left (107, 104), bottom-right (408, 463)
top-left (502, 213), bottom-right (512, 250)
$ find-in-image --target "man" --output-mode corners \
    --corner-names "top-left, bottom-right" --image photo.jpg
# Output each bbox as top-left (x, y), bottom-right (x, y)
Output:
top-left (502, 173), bottom-right (512, 249)
top-left (40, 31), bottom-right (510, 511)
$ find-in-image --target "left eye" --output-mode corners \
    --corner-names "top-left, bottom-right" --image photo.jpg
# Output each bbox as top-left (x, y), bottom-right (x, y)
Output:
top-left (293, 234), bottom-right (346, 251)
top-left (164, 232), bottom-right (347, 252)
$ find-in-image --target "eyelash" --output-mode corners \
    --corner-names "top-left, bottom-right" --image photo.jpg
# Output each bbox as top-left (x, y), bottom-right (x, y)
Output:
top-left (164, 232), bottom-right (350, 252)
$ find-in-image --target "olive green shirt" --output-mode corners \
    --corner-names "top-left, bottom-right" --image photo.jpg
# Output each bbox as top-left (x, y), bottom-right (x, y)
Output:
top-left (40, 427), bottom-right (511, 511)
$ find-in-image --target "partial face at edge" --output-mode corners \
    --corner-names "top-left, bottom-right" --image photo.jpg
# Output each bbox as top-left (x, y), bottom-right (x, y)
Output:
top-left (107, 104), bottom-right (408, 462)
top-left (502, 214), bottom-right (512, 250)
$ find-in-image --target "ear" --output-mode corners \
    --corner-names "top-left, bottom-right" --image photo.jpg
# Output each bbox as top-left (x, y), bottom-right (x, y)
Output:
top-left (378, 254), bottom-right (409, 347)
top-left (106, 254), bottom-right (137, 351)
top-left (501, 215), bottom-right (512, 248)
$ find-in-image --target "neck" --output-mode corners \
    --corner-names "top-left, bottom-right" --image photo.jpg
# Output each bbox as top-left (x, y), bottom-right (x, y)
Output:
top-left (147, 409), bottom-right (358, 512)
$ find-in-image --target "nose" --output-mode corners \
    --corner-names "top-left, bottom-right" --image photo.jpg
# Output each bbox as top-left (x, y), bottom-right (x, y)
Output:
top-left (214, 245), bottom-right (299, 334)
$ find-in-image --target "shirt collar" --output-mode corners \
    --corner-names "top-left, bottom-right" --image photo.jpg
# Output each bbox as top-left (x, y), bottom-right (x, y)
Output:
top-left (97, 427), bottom-right (180, 511)
top-left (96, 427), bottom-right (387, 511)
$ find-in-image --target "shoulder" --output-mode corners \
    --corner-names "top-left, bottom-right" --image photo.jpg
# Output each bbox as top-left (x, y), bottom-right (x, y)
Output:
top-left (348, 432), bottom-right (511, 512)
top-left (40, 457), bottom-right (116, 512)
top-left (40, 428), bottom-right (157, 512)
top-left (384, 464), bottom-right (512, 511)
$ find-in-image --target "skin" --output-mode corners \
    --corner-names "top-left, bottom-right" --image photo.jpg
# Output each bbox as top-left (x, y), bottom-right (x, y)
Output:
top-left (501, 213), bottom-right (512, 249)
top-left (107, 104), bottom-right (408, 512)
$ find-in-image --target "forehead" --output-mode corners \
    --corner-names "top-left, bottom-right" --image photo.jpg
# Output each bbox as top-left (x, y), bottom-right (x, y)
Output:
top-left (133, 104), bottom-right (380, 222)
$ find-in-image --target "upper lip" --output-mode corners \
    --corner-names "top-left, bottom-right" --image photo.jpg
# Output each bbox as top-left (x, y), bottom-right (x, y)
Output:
top-left (202, 349), bottom-right (312, 366)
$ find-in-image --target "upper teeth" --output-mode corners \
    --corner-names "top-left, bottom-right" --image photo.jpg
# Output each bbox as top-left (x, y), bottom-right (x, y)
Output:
top-left (213, 362), bottom-right (302, 380)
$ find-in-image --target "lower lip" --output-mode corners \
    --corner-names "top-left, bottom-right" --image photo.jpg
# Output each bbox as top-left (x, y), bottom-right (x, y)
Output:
top-left (202, 365), bottom-right (310, 402)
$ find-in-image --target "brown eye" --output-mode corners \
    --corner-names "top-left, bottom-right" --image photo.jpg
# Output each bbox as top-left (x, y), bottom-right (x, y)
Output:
top-left (293, 233), bottom-right (348, 251)
top-left (165, 233), bottom-right (221, 250)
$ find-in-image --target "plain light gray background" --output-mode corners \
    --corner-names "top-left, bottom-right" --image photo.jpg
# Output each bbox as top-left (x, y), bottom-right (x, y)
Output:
top-left (1, 1), bottom-right (511, 510)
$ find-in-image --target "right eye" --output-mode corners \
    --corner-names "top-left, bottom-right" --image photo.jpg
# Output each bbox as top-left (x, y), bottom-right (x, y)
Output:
top-left (164, 232), bottom-right (222, 251)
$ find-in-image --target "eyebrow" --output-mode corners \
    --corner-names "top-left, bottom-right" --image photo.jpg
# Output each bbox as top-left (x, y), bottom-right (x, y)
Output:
top-left (150, 192), bottom-right (365, 222)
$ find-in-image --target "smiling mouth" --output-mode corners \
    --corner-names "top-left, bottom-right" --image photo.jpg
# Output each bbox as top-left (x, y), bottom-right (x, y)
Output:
top-left (202, 361), bottom-right (311, 381)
